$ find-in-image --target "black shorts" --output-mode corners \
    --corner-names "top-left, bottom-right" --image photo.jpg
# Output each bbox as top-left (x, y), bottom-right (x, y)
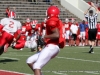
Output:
top-left (88, 29), bottom-right (97, 41)
top-left (71, 34), bottom-right (77, 41)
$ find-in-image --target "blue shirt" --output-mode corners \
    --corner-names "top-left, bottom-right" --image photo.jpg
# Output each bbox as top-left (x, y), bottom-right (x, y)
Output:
top-left (79, 23), bottom-right (88, 32)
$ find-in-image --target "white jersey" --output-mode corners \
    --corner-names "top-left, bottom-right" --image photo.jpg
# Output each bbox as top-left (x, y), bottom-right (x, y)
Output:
top-left (0, 18), bottom-right (21, 35)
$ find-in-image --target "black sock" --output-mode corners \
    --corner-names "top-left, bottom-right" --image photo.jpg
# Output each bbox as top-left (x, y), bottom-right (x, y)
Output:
top-left (90, 45), bottom-right (92, 49)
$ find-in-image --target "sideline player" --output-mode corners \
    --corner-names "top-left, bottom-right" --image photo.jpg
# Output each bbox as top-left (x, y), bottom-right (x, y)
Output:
top-left (0, 11), bottom-right (21, 55)
top-left (64, 18), bottom-right (71, 46)
top-left (96, 22), bottom-right (100, 46)
top-left (70, 20), bottom-right (78, 46)
top-left (26, 6), bottom-right (65, 75)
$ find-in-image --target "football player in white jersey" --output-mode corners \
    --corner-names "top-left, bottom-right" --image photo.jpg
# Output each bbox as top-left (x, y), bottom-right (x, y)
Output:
top-left (0, 11), bottom-right (21, 55)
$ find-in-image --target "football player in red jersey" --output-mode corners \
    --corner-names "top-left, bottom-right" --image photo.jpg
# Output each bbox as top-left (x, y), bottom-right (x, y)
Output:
top-left (85, 21), bottom-right (89, 46)
top-left (12, 21), bottom-right (37, 50)
top-left (64, 18), bottom-right (71, 46)
top-left (12, 23), bottom-right (28, 49)
top-left (25, 18), bottom-right (32, 40)
top-left (0, 11), bottom-right (21, 55)
top-left (26, 6), bottom-right (65, 75)
top-left (96, 22), bottom-right (100, 46)
top-left (41, 18), bottom-right (47, 38)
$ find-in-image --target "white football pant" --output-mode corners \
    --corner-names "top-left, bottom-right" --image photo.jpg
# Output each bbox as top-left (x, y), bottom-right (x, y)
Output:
top-left (25, 40), bottom-right (37, 49)
top-left (26, 44), bottom-right (60, 69)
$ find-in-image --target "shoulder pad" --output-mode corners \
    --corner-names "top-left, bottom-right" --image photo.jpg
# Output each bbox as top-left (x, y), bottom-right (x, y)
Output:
top-left (47, 20), bottom-right (57, 27)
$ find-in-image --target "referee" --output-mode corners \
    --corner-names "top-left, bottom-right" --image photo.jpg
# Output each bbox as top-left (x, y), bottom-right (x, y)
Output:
top-left (84, 2), bottom-right (99, 53)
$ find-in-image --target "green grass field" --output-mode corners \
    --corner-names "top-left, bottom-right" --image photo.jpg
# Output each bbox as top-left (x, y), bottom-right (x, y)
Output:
top-left (0, 46), bottom-right (100, 75)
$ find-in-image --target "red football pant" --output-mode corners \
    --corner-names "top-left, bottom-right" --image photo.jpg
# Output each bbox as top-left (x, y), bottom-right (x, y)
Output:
top-left (0, 31), bottom-right (14, 46)
top-left (15, 40), bottom-right (25, 49)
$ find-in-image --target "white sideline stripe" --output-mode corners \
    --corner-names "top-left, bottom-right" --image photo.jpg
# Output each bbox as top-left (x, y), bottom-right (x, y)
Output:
top-left (85, 71), bottom-right (100, 74)
top-left (42, 71), bottom-right (100, 75)
top-left (0, 57), bottom-right (20, 60)
top-left (3, 54), bottom-right (31, 56)
top-left (0, 69), bottom-right (32, 75)
top-left (53, 71), bottom-right (68, 75)
top-left (57, 56), bottom-right (100, 63)
top-left (77, 47), bottom-right (100, 48)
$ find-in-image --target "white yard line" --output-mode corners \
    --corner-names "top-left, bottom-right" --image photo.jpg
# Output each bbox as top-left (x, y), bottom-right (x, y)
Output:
top-left (0, 69), bottom-right (32, 75)
top-left (57, 56), bottom-right (100, 63)
top-left (0, 57), bottom-right (20, 60)
top-left (42, 70), bottom-right (100, 75)
top-left (77, 47), bottom-right (100, 48)
top-left (85, 71), bottom-right (100, 74)
top-left (3, 54), bottom-right (31, 57)
top-left (53, 71), bottom-right (68, 75)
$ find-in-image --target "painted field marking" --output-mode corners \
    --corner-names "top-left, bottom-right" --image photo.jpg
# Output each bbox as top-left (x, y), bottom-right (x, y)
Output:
top-left (53, 71), bottom-right (68, 75)
top-left (0, 69), bottom-right (32, 75)
top-left (42, 70), bottom-right (100, 75)
top-left (85, 71), bottom-right (100, 74)
top-left (77, 47), bottom-right (100, 49)
top-left (57, 56), bottom-right (100, 63)
top-left (3, 54), bottom-right (31, 57)
top-left (0, 57), bottom-right (20, 60)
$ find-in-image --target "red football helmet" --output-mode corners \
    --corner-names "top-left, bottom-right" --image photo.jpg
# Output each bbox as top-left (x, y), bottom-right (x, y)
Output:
top-left (8, 11), bottom-right (16, 19)
top-left (47, 6), bottom-right (60, 17)
top-left (31, 20), bottom-right (38, 28)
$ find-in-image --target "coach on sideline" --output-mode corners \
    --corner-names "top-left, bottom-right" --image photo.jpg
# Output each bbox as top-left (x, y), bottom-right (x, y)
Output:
top-left (84, 2), bottom-right (99, 53)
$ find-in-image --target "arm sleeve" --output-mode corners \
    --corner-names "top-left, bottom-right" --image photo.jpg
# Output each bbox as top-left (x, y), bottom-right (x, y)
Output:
top-left (94, 13), bottom-right (98, 18)
top-left (84, 14), bottom-right (89, 21)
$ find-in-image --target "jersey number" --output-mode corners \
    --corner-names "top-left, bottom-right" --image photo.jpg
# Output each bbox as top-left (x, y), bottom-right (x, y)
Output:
top-left (9, 21), bottom-right (14, 28)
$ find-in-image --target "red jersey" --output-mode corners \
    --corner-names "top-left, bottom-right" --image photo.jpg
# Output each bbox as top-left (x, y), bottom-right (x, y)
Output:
top-left (14, 26), bottom-right (27, 41)
top-left (97, 24), bottom-right (100, 32)
top-left (64, 22), bottom-right (71, 30)
top-left (34, 24), bottom-right (42, 36)
top-left (20, 26), bottom-right (27, 41)
top-left (25, 22), bottom-right (32, 36)
top-left (45, 17), bottom-right (65, 48)
top-left (41, 22), bottom-right (46, 29)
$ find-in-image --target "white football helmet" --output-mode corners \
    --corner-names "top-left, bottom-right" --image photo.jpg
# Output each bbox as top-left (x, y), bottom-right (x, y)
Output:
top-left (26, 18), bottom-right (31, 23)
top-left (65, 18), bottom-right (69, 23)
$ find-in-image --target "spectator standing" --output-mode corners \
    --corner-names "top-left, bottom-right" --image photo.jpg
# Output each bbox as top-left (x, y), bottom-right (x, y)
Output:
top-left (64, 18), bottom-right (71, 46)
top-left (70, 20), bottom-right (78, 46)
top-left (84, 2), bottom-right (99, 53)
top-left (79, 20), bottom-right (88, 46)
top-left (96, 22), bottom-right (100, 46)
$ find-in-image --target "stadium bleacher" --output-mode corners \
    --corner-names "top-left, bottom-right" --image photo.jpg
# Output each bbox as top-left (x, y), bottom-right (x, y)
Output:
top-left (0, 0), bottom-right (81, 22)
